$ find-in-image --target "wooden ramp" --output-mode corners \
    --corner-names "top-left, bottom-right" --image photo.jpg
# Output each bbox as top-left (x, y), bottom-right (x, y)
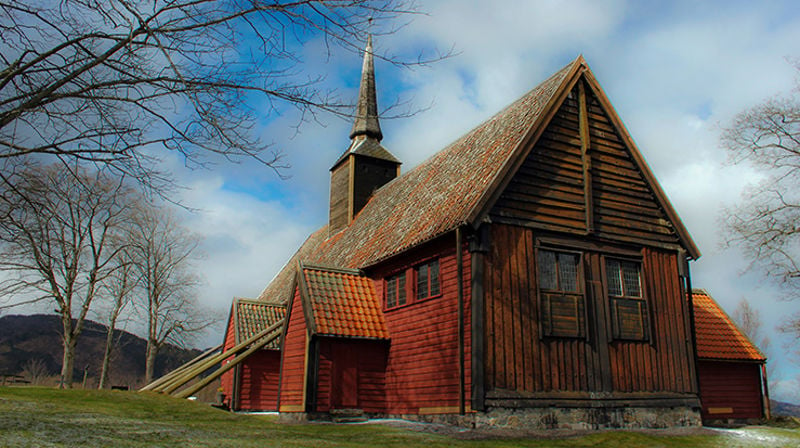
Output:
top-left (141, 318), bottom-right (284, 399)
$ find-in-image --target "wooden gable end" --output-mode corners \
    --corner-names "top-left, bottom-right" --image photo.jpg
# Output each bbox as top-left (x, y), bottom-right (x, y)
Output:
top-left (489, 77), bottom-right (683, 252)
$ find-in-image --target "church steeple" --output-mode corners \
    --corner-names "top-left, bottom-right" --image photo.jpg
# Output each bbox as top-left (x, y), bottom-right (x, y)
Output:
top-left (328, 36), bottom-right (401, 236)
top-left (349, 35), bottom-right (383, 141)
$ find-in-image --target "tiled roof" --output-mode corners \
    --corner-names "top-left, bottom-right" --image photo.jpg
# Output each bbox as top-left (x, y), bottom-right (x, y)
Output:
top-left (234, 298), bottom-right (286, 349)
top-left (692, 289), bottom-right (765, 362)
top-left (299, 265), bottom-right (388, 339)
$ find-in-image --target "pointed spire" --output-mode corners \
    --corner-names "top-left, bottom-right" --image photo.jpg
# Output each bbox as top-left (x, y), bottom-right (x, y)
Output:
top-left (349, 35), bottom-right (383, 141)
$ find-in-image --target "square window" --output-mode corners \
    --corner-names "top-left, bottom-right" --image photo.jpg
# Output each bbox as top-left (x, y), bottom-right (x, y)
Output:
top-left (416, 259), bottom-right (440, 300)
top-left (386, 271), bottom-right (406, 308)
top-left (605, 258), bottom-right (649, 341)
top-left (537, 249), bottom-right (585, 338)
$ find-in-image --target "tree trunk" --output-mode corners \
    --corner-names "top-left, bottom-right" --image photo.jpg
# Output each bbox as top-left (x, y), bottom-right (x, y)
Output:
top-left (98, 324), bottom-right (115, 389)
top-left (60, 335), bottom-right (77, 388)
top-left (145, 340), bottom-right (159, 385)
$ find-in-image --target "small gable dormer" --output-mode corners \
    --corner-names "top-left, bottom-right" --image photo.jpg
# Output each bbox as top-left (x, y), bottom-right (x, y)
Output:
top-left (329, 36), bottom-right (401, 236)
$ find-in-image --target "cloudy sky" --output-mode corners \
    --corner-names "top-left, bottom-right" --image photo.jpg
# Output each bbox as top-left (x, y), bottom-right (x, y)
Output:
top-left (161, 1), bottom-right (800, 401)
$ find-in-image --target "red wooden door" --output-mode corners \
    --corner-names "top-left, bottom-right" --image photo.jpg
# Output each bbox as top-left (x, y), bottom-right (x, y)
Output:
top-left (331, 344), bottom-right (358, 408)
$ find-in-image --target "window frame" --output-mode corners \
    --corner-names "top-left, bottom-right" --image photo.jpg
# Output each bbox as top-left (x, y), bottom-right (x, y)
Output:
top-left (414, 259), bottom-right (441, 301)
top-left (383, 257), bottom-right (441, 311)
top-left (385, 270), bottom-right (407, 310)
top-left (603, 256), bottom-right (650, 342)
top-left (535, 247), bottom-right (587, 339)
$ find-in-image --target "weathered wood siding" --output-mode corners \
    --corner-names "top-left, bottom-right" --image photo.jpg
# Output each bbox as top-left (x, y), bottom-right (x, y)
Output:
top-left (483, 224), bottom-right (695, 399)
top-left (315, 337), bottom-right (387, 413)
top-left (237, 350), bottom-right (281, 411)
top-left (698, 361), bottom-right (763, 420)
top-left (278, 287), bottom-right (308, 411)
top-left (329, 158), bottom-right (351, 234)
top-left (220, 308), bottom-right (237, 409)
top-left (490, 82), bottom-right (680, 250)
top-left (370, 236), bottom-right (472, 414)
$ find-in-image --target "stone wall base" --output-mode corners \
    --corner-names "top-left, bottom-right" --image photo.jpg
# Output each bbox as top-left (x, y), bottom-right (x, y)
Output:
top-left (277, 406), bottom-right (702, 430)
top-left (474, 406), bottom-right (702, 430)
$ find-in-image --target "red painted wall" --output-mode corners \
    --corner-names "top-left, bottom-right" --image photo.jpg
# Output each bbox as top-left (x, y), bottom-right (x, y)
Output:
top-left (238, 350), bottom-right (281, 411)
top-left (370, 235), bottom-right (472, 414)
top-left (315, 337), bottom-right (387, 413)
top-left (220, 306), bottom-right (237, 409)
top-left (698, 360), bottom-right (764, 421)
top-left (278, 286), bottom-right (308, 411)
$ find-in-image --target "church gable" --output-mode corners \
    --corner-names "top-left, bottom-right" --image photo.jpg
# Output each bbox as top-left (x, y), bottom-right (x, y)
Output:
top-left (490, 75), bottom-right (685, 251)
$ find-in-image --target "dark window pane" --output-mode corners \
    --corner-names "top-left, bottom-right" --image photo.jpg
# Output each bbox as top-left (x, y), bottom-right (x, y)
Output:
top-left (430, 260), bottom-right (440, 296)
top-left (606, 259), bottom-right (622, 296)
top-left (387, 277), bottom-right (396, 308)
top-left (558, 253), bottom-right (579, 292)
top-left (538, 250), bottom-right (557, 290)
top-left (397, 272), bottom-right (406, 306)
top-left (417, 264), bottom-right (428, 299)
top-left (621, 261), bottom-right (641, 297)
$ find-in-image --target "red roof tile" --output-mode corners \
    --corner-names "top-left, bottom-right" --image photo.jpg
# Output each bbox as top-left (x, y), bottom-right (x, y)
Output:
top-left (299, 265), bottom-right (388, 339)
top-left (234, 298), bottom-right (286, 349)
top-left (692, 290), bottom-right (765, 362)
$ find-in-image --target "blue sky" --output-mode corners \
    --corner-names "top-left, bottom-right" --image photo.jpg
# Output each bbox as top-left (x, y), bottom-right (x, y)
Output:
top-left (160, 1), bottom-right (800, 401)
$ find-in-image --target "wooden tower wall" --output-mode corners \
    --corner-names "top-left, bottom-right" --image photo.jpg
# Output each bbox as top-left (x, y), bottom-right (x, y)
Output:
top-left (314, 337), bottom-right (388, 413)
top-left (278, 287), bottom-right (309, 412)
top-left (237, 350), bottom-right (281, 411)
top-left (490, 80), bottom-right (680, 250)
top-left (370, 236), bottom-right (472, 414)
top-left (698, 360), bottom-right (764, 421)
top-left (482, 224), bottom-right (696, 403)
top-left (220, 308), bottom-right (237, 409)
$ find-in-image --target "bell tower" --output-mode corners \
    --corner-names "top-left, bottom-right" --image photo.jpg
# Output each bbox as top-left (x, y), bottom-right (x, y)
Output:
top-left (329, 36), bottom-right (401, 235)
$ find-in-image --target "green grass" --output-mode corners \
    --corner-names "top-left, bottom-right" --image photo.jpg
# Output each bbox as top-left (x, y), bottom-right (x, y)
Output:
top-left (1, 387), bottom-right (798, 447)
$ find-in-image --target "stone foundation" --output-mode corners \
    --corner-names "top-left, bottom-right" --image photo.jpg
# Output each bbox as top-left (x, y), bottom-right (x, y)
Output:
top-left (277, 405), bottom-right (702, 430)
top-left (474, 405), bottom-right (702, 430)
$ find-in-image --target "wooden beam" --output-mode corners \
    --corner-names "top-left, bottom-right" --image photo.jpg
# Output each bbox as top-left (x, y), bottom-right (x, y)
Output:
top-left (155, 319), bottom-right (284, 394)
top-left (173, 329), bottom-right (282, 399)
top-left (456, 227), bottom-right (465, 415)
top-left (578, 79), bottom-right (594, 234)
top-left (469, 224), bottom-right (488, 411)
top-left (140, 344), bottom-right (221, 391)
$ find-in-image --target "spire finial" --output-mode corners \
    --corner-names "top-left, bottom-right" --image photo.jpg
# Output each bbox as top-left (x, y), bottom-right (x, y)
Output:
top-left (349, 35), bottom-right (383, 141)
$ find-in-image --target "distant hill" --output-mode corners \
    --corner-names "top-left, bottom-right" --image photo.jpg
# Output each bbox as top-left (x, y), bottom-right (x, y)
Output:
top-left (772, 400), bottom-right (800, 418)
top-left (0, 314), bottom-right (204, 388)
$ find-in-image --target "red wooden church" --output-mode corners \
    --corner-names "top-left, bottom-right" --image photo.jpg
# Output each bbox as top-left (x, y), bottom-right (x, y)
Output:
top-left (221, 39), bottom-right (707, 428)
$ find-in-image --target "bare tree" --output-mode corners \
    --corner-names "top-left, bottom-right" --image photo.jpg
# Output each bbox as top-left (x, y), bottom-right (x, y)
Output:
top-left (723, 62), bottom-right (800, 340)
top-left (0, 0), bottom-right (433, 185)
top-left (128, 204), bottom-right (215, 383)
top-left (21, 358), bottom-right (49, 385)
top-left (0, 163), bottom-right (134, 387)
top-left (97, 249), bottom-right (136, 389)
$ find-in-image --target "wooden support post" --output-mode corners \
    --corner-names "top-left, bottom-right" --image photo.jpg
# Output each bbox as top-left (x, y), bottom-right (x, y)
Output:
top-left (173, 330), bottom-right (281, 399)
top-left (140, 344), bottom-right (222, 391)
top-left (456, 227), bottom-right (465, 415)
top-left (154, 319), bottom-right (283, 394)
top-left (761, 363), bottom-right (771, 420)
top-left (469, 224), bottom-right (488, 411)
top-left (578, 80), bottom-right (594, 234)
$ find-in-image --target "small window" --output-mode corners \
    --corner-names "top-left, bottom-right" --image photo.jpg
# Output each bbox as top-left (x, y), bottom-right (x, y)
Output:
top-left (538, 249), bottom-right (585, 338)
top-left (416, 259), bottom-right (440, 300)
top-left (606, 258), bottom-right (649, 341)
top-left (386, 271), bottom-right (406, 309)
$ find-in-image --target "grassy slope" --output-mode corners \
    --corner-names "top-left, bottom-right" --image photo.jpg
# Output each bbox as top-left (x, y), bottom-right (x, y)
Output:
top-left (1, 387), bottom-right (798, 448)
